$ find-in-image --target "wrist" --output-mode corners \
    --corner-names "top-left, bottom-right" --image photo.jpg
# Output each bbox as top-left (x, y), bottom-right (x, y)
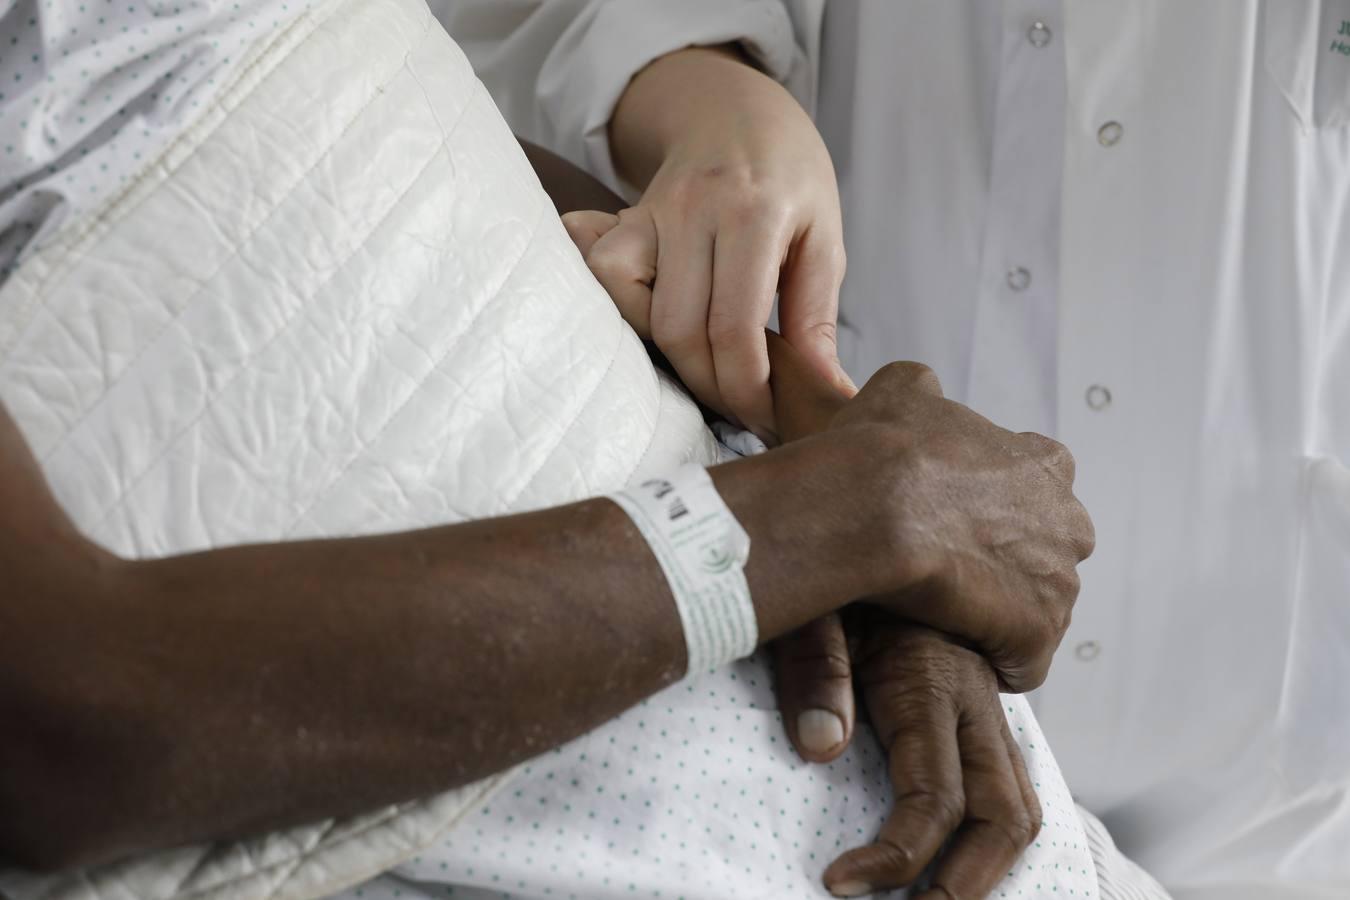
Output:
top-left (609, 45), bottom-right (787, 188)
top-left (708, 437), bottom-right (884, 642)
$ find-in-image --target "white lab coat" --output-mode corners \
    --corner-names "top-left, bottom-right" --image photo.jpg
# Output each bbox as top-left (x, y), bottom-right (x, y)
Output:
top-left (429, 2), bottom-right (1350, 899)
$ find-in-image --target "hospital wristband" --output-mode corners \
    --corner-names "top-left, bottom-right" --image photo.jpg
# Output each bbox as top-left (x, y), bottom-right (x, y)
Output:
top-left (610, 464), bottom-right (757, 675)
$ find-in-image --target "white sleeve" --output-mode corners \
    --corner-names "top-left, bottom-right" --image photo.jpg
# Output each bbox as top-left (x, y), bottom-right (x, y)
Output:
top-left (1078, 804), bottom-right (1175, 900)
top-left (428, 0), bottom-right (805, 194)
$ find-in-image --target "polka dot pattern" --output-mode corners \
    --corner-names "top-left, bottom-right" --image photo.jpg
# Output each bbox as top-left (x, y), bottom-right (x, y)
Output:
top-left (331, 652), bottom-right (1099, 899)
top-left (0, 0), bottom-right (311, 279)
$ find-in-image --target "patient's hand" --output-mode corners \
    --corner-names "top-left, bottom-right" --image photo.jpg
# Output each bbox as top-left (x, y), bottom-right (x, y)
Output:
top-left (761, 333), bottom-right (1092, 692)
top-left (820, 622), bottom-right (1043, 898)
top-left (761, 335), bottom-right (1071, 897)
top-left (777, 617), bottom-right (1043, 898)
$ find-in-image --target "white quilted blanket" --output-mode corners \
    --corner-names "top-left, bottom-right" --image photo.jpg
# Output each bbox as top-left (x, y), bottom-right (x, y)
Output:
top-left (0, 0), bottom-right (717, 896)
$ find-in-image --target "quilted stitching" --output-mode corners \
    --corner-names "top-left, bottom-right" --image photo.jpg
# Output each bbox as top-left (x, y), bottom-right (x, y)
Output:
top-left (0, 0), bottom-right (719, 897)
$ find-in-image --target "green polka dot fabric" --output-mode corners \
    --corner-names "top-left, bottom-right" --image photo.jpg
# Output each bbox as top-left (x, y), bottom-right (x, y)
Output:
top-left (0, 0), bottom-right (310, 278)
top-left (331, 651), bottom-right (1100, 899)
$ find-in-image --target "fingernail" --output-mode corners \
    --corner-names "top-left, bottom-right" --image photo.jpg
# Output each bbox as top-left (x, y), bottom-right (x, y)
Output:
top-left (828, 880), bottom-right (872, 897)
top-left (797, 709), bottom-right (845, 755)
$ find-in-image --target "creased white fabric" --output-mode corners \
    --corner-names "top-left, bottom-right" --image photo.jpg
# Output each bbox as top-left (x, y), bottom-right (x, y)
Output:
top-left (0, 0), bottom-right (717, 897)
top-left (326, 430), bottom-right (1099, 899)
top-left (1079, 806), bottom-right (1173, 900)
top-left (0, 0), bottom-right (312, 276)
top-left (330, 656), bottom-right (1100, 900)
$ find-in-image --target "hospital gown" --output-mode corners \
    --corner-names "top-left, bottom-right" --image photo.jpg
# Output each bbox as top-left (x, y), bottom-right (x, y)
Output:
top-left (336, 424), bottom-right (1098, 898)
top-left (330, 652), bottom-right (1100, 900)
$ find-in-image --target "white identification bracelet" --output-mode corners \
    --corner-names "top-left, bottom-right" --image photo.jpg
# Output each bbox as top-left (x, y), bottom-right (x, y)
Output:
top-left (610, 464), bottom-right (757, 675)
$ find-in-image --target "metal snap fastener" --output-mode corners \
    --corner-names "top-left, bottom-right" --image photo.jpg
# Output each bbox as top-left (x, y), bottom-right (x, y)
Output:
top-left (1086, 384), bottom-right (1112, 410)
top-left (1097, 121), bottom-right (1124, 146)
top-left (1028, 21), bottom-right (1052, 47)
top-left (1075, 640), bottom-right (1102, 661)
top-left (1006, 266), bottom-right (1032, 291)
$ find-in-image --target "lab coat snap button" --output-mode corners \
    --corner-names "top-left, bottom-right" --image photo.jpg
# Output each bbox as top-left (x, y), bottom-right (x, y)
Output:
top-left (1027, 21), bottom-right (1052, 47)
top-left (1086, 384), bottom-right (1112, 410)
top-left (1075, 640), bottom-right (1102, 661)
top-left (1006, 266), bottom-right (1032, 291)
top-left (1097, 121), bottom-right (1124, 147)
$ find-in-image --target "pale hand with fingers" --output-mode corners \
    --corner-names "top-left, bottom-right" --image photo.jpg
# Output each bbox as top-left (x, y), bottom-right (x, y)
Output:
top-left (592, 46), bottom-right (853, 439)
top-left (562, 207), bottom-right (657, 337)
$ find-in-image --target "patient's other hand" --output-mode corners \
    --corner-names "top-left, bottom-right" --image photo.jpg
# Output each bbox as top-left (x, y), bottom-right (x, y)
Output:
top-left (820, 622), bottom-right (1042, 898)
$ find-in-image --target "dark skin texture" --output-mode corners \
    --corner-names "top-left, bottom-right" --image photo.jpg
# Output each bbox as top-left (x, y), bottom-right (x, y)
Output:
top-left (764, 334), bottom-right (1044, 898)
top-left (542, 49), bottom-right (1074, 893)
top-left (537, 156), bottom-right (1060, 896)
top-left (0, 356), bottom-right (1088, 884)
top-left (0, 400), bottom-right (864, 869)
top-left (565, 208), bottom-right (1090, 693)
top-left (0, 151), bottom-right (1090, 896)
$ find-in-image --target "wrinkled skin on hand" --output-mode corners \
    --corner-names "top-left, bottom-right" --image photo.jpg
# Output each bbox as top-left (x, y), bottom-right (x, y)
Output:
top-left (829, 360), bottom-right (1093, 692)
top-left (820, 621), bottom-right (1044, 898)
top-left (759, 340), bottom-right (1089, 897)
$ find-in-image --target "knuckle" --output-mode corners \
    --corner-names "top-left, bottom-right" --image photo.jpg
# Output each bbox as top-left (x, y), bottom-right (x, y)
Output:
top-left (705, 310), bottom-right (758, 352)
top-left (585, 247), bottom-right (634, 284)
top-left (996, 632), bottom-right (1054, 693)
top-left (649, 311), bottom-right (703, 354)
top-left (789, 648), bottom-right (854, 684)
top-left (614, 205), bottom-right (645, 226)
top-left (670, 165), bottom-right (754, 211)
top-left (652, 329), bottom-right (705, 361)
top-left (883, 678), bottom-right (960, 719)
top-left (1062, 567), bottom-right (1082, 606)
top-left (999, 809), bottom-right (1040, 851)
top-left (1050, 443), bottom-right (1077, 481)
top-left (559, 210), bottom-right (586, 236)
top-left (731, 193), bottom-right (791, 231)
top-left (1019, 432), bottom-right (1077, 481)
top-left (903, 787), bottom-right (966, 831)
top-left (876, 360), bottom-right (943, 396)
top-left (1026, 802), bottom-right (1045, 842)
top-left (560, 208), bottom-right (595, 228)
top-left (694, 162), bottom-right (737, 182)
top-left (1044, 566), bottom-right (1081, 611)
top-left (1039, 437), bottom-right (1077, 480)
top-left (843, 419), bottom-right (910, 456)
top-left (869, 839), bottom-right (924, 883)
top-left (665, 173), bottom-right (703, 210)
top-left (1074, 503), bottom-right (1097, 558)
top-left (1019, 651), bottom-right (1054, 692)
top-left (802, 318), bottom-right (839, 344)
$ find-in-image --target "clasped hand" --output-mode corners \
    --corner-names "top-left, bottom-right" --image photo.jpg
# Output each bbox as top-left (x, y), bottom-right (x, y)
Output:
top-left (565, 206), bottom-right (1092, 897)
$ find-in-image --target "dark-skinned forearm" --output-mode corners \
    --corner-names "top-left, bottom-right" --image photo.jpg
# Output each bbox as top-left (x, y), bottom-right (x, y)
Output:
top-left (0, 402), bottom-right (872, 871)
